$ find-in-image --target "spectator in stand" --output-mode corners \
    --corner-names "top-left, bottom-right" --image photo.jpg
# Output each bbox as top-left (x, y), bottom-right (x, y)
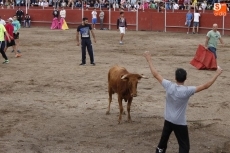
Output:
top-left (173, 2), bottom-right (179, 10)
top-left (201, 0), bottom-right (207, 10)
top-left (184, 0), bottom-right (191, 10)
top-left (178, 0), bottom-right (185, 9)
top-left (0, 16), bottom-right (6, 25)
top-left (185, 10), bottom-right (193, 34)
top-left (67, 0), bottom-right (74, 7)
top-left (94, 1), bottom-right (99, 8)
top-left (149, 1), bottom-right (157, 9)
top-left (165, 0), bottom-right (170, 10)
top-left (91, 8), bottom-right (97, 30)
top-left (16, 7), bottom-right (24, 25)
top-left (193, 9), bottom-right (200, 34)
top-left (90, 0), bottom-right (94, 7)
top-left (24, 13), bottom-right (31, 28)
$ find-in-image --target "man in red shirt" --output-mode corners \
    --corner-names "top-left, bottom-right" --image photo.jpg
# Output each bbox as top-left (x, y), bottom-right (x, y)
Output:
top-left (4, 18), bottom-right (21, 57)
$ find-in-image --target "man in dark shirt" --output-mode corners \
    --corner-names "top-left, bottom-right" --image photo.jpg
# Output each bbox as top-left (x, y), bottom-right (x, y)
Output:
top-left (76, 17), bottom-right (96, 66)
top-left (53, 8), bottom-right (59, 18)
top-left (16, 7), bottom-right (24, 25)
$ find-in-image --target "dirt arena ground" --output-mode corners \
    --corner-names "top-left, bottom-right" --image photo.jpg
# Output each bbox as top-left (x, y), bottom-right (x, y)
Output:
top-left (0, 27), bottom-right (229, 153)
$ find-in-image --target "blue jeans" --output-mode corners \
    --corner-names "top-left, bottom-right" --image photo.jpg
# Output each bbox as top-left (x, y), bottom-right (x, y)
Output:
top-left (24, 20), bottom-right (31, 27)
top-left (208, 47), bottom-right (217, 59)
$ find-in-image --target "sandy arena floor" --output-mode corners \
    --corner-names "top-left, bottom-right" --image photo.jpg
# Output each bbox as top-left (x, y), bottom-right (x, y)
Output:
top-left (0, 27), bottom-right (230, 153)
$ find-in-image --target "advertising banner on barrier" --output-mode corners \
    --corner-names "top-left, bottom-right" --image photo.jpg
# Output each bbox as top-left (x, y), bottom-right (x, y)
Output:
top-left (213, 3), bottom-right (227, 16)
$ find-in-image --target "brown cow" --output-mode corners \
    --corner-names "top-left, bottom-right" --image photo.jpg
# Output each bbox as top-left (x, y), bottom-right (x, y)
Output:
top-left (106, 65), bottom-right (147, 123)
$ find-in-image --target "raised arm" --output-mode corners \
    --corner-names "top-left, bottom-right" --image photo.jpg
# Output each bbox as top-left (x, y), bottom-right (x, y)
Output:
top-left (195, 66), bottom-right (222, 93)
top-left (143, 51), bottom-right (164, 84)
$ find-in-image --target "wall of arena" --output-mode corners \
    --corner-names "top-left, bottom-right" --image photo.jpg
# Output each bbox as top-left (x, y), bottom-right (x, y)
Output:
top-left (1, 8), bottom-right (229, 35)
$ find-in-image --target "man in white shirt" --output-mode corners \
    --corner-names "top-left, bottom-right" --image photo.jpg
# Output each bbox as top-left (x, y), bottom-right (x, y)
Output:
top-left (0, 16), bottom-right (6, 25)
top-left (193, 10), bottom-right (201, 34)
top-left (91, 8), bottom-right (97, 30)
top-left (173, 2), bottom-right (179, 10)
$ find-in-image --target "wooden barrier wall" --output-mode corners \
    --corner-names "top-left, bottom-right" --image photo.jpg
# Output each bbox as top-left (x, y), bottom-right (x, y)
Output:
top-left (0, 8), bottom-right (229, 35)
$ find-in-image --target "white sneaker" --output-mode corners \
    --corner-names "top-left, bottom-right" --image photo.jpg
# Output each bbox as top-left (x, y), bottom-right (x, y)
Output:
top-left (187, 32), bottom-right (189, 34)
top-left (94, 28), bottom-right (96, 30)
top-left (119, 41), bottom-right (123, 44)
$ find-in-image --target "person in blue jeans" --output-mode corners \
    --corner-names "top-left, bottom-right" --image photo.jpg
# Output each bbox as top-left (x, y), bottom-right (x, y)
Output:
top-left (205, 23), bottom-right (225, 59)
top-left (186, 10), bottom-right (193, 34)
top-left (24, 13), bottom-right (31, 28)
top-left (76, 17), bottom-right (96, 66)
top-left (143, 51), bottom-right (223, 153)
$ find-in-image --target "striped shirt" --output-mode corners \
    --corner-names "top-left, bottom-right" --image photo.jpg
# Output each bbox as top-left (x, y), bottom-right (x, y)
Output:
top-left (162, 79), bottom-right (196, 125)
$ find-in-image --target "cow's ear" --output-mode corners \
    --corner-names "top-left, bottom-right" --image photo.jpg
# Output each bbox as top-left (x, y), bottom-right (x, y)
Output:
top-left (121, 74), bottom-right (128, 81)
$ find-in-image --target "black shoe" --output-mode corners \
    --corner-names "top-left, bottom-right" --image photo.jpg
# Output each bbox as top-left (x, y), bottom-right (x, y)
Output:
top-left (17, 50), bottom-right (21, 53)
top-left (79, 63), bottom-right (86, 66)
top-left (91, 63), bottom-right (95, 66)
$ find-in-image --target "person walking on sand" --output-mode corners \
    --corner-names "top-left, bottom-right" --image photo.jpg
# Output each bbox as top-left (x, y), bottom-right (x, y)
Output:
top-left (11, 15), bottom-right (21, 53)
top-left (204, 23), bottom-right (225, 59)
top-left (117, 12), bottom-right (127, 44)
top-left (0, 23), bottom-right (11, 64)
top-left (143, 51), bottom-right (223, 153)
top-left (4, 18), bottom-right (21, 58)
top-left (76, 17), bottom-right (96, 66)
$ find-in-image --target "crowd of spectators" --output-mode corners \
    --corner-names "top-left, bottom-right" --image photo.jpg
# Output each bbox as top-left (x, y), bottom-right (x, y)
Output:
top-left (0, 0), bottom-right (229, 11)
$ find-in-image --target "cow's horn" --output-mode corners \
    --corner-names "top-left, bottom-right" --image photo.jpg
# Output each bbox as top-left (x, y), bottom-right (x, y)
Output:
top-left (121, 74), bottom-right (128, 80)
top-left (140, 74), bottom-right (148, 79)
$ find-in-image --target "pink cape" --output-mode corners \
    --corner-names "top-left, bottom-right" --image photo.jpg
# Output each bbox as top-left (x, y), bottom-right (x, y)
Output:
top-left (50, 17), bottom-right (60, 30)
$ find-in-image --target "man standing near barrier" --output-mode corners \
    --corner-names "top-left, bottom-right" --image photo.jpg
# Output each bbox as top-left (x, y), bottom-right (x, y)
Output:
top-left (185, 10), bottom-right (193, 34)
top-left (117, 12), bottom-right (127, 44)
top-left (91, 8), bottom-right (97, 30)
top-left (99, 9), bottom-right (104, 30)
top-left (204, 23), bottom-right (224, 59)
top-left (192, 10), bottom-right (200, 34)
top-left (16, 7), bottom-right (24, 25)
top-left (76, 17), bottom-right (96, 66)
top-left (143, 51), bottom-right (223, 153)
